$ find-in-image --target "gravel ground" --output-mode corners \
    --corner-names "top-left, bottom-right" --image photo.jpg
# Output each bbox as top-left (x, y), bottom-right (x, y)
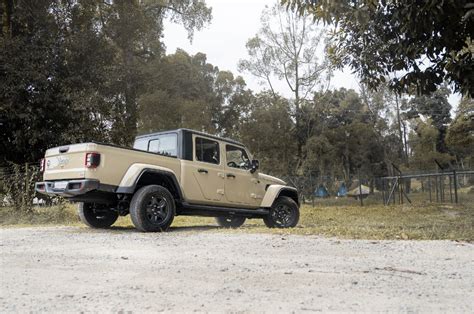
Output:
top-left (0, 226), bottom-right (473, 313)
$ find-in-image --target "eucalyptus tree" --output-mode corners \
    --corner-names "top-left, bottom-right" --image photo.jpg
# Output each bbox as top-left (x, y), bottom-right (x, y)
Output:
top-left (239, 3), bottom-right (331, 163)
top-left (282, 0), bottom-right (473, 97)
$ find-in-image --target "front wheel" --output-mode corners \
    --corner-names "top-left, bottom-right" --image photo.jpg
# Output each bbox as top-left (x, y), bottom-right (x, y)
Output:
top-left (130, 185), bottom-right (176, 232)
top-left (263, 196), bottom-right (299, 228)
top-left (77, 202), bottom-right (119, 228)
top-left (215, 216), bottom-right (246, 228)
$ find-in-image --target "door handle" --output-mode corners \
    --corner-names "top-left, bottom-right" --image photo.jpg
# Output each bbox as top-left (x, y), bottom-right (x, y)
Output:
top-left (198, 168), bottom-right (208, 174)
top-left (226, 173), bottom-right (236, 178)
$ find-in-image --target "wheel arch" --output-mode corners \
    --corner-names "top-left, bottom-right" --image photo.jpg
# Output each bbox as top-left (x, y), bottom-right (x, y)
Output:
top-left (260, 185), bottom-right (299, 208)
top-left (116, 166), bottom-right (183, 201)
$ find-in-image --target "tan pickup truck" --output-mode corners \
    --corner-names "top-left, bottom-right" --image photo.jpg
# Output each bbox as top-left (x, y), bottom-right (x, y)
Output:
top-left (36, 129), bottom-right (299, 232)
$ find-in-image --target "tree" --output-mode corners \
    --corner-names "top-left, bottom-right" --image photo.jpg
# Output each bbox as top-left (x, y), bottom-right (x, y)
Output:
top-left (0, 0), bottom-right (212, 164)
top-left (409, 119), bottom-right (453, 170)
top-left (283, 0), bottom-right (474, 96)
top-left (408, 88), bottom-right (452, 154)
top-left (239, 3), bottom-right (331, 164)
top-left (446, 97), bottom-right (474, 166)
top-left (302, 88), bottom-right (387, 183)
top-left (138, 50), bottom-right (249, 136)
top-left (240, 92), bottom-right (297, 176)
top-left (96, 0), bottom-right (212, 144)
top-left (0, 0), bottom-right (113, 164)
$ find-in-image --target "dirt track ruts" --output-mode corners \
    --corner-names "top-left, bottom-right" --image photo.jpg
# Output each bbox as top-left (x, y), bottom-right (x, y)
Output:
top-left (0, 226), bottom-right (473, 312)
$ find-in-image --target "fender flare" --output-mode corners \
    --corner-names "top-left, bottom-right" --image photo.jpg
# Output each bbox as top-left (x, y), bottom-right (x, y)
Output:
top-left (260, 185), bottom-right (299, 208)
top-left (116, 164), bottom-right (184, 199)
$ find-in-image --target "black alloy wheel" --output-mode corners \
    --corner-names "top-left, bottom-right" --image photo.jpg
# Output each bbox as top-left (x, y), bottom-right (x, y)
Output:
top-left (130, 185), bottom-right (176, 232)
top-left (77, 202), bottom-right (119, 228)
top-left (263, 196), bottom-right (299, 228)
top-left (145, 195), bottom-right (169, 225)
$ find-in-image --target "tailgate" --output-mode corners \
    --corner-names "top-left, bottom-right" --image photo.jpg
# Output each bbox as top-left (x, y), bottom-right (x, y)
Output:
top-left (43, 143), bottom-right (93, 181)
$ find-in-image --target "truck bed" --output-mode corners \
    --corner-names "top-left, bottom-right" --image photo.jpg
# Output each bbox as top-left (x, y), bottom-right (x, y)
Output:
top-left (43, 142), bottom-right (181, 188)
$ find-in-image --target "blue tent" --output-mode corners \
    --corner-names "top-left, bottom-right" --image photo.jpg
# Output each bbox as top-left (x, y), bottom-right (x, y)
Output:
top-left (337, 182), bottom-right (347, 197)
top-left (314, 185), bottom-right (329, 198)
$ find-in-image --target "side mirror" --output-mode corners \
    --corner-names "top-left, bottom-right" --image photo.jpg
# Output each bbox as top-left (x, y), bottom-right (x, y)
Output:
top-left (250, 159), bottom-right (259, 173)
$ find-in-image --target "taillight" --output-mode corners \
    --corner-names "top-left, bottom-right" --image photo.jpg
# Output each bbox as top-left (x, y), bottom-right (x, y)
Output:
top-left (85, 152), bottom-right (101, 168)
top-left (40, 158), bottom-right (45, 172)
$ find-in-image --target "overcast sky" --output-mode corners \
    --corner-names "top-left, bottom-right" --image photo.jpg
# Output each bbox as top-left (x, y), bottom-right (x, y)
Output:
top-left (163, 0), bottom-right (460, 110)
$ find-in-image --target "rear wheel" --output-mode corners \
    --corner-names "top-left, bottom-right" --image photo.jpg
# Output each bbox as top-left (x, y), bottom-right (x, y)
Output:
top-left (77, 202), bottom-right (118, 228)
top-left (215, 216), bottom-right (246, 228)
top-left (263, 196), bottom-right (299, 228)
top-left (130, 185), bottom-right (175, 232)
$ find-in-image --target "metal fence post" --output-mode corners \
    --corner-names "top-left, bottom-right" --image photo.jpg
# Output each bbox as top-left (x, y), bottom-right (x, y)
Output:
top-left (453, 169), bottom-right (458, 204)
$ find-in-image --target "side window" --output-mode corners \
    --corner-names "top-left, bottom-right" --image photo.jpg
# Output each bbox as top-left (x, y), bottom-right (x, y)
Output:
top-left (133, 138), bottom-right (148, 151)
top-left (226, 145), bottom-right (250, 169)
top-left (195, 137), bottom-right (220, 164)
top-left (132, 134), bottom-right (178, 157)
top-left (148, 134), bottom-right (178, 157)
top-left (148, 134), bottom-right (177, 157)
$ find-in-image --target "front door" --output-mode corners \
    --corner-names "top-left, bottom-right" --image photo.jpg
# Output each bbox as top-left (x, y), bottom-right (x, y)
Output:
top-left (224, 144), bottom-right (260, 207)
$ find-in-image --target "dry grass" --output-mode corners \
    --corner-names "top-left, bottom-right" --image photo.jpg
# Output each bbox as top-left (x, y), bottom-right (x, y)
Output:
top-left (2, 199), bottom-right (473, 241)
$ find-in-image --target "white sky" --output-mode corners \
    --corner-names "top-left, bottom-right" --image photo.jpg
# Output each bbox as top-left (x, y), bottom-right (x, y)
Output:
top-left (163, 0), bottom-right (460, 111)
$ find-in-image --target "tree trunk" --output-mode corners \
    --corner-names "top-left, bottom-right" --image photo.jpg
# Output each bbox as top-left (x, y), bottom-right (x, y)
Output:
top-left (2, 0), bottom-right (13, 38)
top-left (395, 95), bottom-right (405, 162)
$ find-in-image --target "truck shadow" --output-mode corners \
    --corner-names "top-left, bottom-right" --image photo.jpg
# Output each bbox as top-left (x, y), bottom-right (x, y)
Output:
top-left (108, 225), bottom-right (220, 233)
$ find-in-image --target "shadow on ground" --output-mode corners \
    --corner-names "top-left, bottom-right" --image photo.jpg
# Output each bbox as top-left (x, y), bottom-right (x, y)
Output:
top-left (103, 224), bottom-right (221, 233)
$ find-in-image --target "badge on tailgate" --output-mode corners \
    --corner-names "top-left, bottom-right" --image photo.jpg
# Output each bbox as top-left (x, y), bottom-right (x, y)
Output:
top-left (47, 156), bottom-right (70, 169)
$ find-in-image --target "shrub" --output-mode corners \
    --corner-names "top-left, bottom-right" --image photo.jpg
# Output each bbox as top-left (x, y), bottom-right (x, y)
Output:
top-left (2, 163), bottom-right (40, 213)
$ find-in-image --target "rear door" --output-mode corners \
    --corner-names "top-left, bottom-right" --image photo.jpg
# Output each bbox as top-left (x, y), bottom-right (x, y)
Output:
top-left (181, 135), bottom-right (225, 204)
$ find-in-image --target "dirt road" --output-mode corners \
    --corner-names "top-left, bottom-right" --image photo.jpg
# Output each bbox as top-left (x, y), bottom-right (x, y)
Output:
top-left (0, 226), bottom-right (472, 312)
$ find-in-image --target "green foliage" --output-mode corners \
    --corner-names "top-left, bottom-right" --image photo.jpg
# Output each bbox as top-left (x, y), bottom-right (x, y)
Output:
top-left (408, 88), bottom-right (452, 154)
top-left (138, 49), bottom-right (249, 135)
top-left (446, 97), bottom-right (474, 160)
top-left (239, 3), bottom-right (331, 162)
top-left (409, 119), bottom-right (453, 170)
top-left (301, 88), bottom-right (387, 180)
top-left (2, 163), bottom-right (39, 213)
top-left (283, 0), bottom-right (474, 96)
top-left (0, 0), bottom-right (212, 164)
top-left (240, 92), bottom-right (297, 175)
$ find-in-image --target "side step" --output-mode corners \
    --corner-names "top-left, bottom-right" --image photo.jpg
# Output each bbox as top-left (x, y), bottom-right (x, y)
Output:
top-left (177, 202), bottom-right (269, 218)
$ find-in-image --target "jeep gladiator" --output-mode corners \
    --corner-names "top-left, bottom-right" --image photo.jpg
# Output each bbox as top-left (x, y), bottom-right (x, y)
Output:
top-left (35, 129), bottom-right (300, 232)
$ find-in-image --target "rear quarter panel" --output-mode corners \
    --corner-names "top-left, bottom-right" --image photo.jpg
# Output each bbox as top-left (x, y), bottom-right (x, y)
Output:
top-left (43, 143), bottom-right (181, 187)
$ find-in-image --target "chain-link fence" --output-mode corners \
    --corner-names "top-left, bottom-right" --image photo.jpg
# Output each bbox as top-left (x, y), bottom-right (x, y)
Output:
top-left (281, 169), bottom-right (474, 207)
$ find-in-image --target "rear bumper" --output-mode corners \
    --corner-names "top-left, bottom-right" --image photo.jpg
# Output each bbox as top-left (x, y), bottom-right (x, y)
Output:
top-left (35, 179), bottom-right (100, 197)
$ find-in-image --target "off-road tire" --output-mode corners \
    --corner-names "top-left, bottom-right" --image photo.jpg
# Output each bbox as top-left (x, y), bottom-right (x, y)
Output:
top-left (215, 216), bottom-right (246, 228)
top-left (130, 185), bottom-right (175, 232)
top-left (263, 196), bottom-right (299, 228)
top-left (77, 202), bottom-right (119, 228)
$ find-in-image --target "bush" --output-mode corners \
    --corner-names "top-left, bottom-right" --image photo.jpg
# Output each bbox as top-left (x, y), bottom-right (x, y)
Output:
top-left (1, 163), bottom-right (40, 213)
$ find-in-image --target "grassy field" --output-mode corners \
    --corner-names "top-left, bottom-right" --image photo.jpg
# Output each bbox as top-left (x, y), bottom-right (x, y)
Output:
top-left (1, 200), bottom-right (472, 241)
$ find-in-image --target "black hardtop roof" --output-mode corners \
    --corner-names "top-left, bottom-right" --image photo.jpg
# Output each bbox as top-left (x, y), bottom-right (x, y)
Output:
top-left (135, 128), bottom-right (244, 146)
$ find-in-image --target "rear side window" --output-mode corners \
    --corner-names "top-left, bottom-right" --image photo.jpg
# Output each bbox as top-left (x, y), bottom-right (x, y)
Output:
top-left (195, 137), bottom-right (219, 164)
top-left (133, 138), bottom-right (148, 151)
top-left (133, 133), bottom-right (178, 157)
